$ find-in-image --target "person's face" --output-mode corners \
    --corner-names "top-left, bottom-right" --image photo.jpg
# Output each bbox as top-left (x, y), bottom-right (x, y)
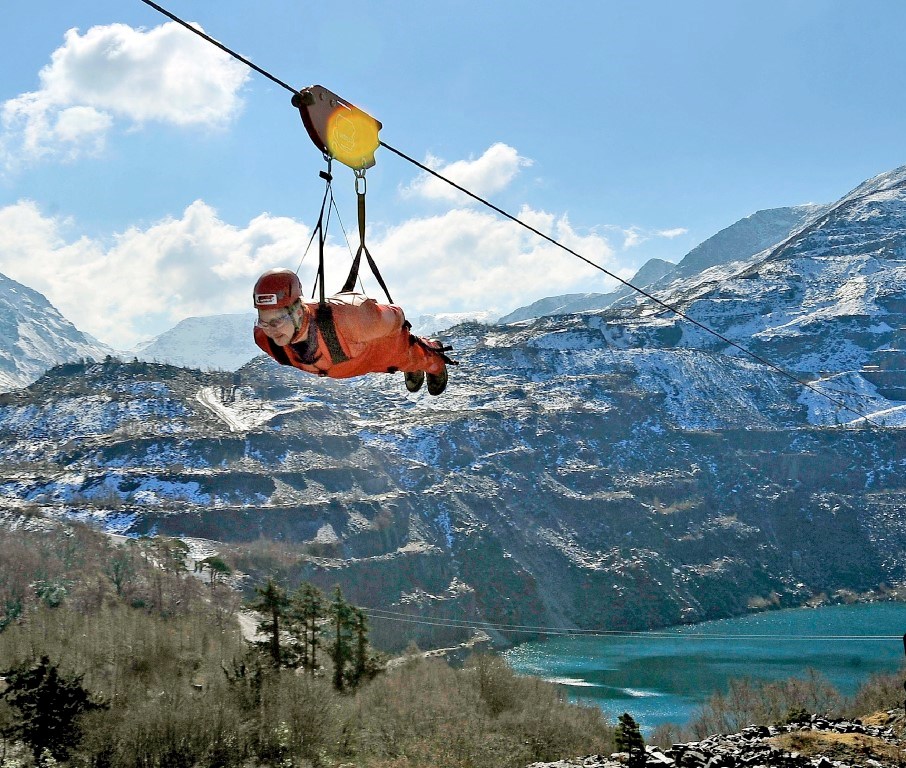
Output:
top-left (256, 306), bottom-right (301, 346)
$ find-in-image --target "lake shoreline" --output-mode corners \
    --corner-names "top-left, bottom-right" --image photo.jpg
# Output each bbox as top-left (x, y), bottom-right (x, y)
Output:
top-left (504, 601), bottom-right (906, 732)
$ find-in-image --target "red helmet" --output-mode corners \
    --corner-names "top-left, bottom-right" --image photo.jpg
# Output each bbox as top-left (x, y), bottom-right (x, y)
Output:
top-left (253, 269), bottom-right (302, 309)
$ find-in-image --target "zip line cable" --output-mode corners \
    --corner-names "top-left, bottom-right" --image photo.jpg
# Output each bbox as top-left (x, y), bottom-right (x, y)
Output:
top-left (363, 607), bottom-right (903, 641)
top-left (378, 143), bottom-right (883, 428)
top-left (139, 0), bottom-right (298, 94)
top-left (138, 0), bottom-right (884, 428)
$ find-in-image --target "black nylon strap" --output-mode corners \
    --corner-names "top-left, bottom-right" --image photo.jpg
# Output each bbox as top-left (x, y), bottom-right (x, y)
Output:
top-left (340, 190), bottom-right (394, 303)
top-left (341, 243), bottom-right (394, 303)
top-left (314, 304), bottom-right (350, 365)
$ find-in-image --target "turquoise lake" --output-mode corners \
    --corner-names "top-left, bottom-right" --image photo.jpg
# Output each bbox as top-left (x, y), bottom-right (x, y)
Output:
top-left (504, 603), bottom-right (906, 732)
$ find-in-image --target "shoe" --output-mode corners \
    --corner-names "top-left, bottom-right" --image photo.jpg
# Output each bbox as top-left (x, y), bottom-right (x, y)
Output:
top-left (426, 365), bottom-right (448, 396)
top-left (404, 370), bottom-right (425, 393)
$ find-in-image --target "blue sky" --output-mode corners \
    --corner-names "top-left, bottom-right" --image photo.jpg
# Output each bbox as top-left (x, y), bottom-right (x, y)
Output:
top-left (2, 1), bottom-right (906, 349)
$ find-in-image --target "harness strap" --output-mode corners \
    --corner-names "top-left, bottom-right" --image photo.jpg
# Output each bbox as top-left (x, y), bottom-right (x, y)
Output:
top-left (312, 164), bottom-right (332, 306)
top-left (314, 304), bottom-right (350, 365)
top-left (340, 176), bottom-right (394, 303)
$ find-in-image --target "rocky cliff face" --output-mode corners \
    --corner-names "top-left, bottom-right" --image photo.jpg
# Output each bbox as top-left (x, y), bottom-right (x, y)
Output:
top-left (0, 167), bottom-right (904, 654)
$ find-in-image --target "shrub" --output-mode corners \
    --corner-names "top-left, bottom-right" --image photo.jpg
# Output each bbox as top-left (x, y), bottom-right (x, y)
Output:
top-left (276, 671), bottom-right (342, 764)
top-left (847, 663), bottom-right (906, 717)
top-left (649, 720), bottom-right (692, 749)
top-left (344, 653), bottom-right (615, 768)
top-left (689, 670), bottom-right (841, 738)
top-left (84, 687), bottom-right (248, 768)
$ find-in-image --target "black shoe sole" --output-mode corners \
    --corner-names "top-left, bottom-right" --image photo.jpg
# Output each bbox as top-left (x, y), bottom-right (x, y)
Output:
top-left (405, 371), bottom-right (425, 392)
top-left (426, 367), bottom-right (447, 396)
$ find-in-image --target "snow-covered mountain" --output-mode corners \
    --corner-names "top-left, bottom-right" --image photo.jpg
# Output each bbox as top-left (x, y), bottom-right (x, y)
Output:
top-left (0, 273), bottom-right (114, 392)
top-left (666, 203), bottom-right (826, 281)
top-left (407, 310), bottom-right (500, 335)
top-left (1, 165), bottom-right (904, 653)
top-left (498, 258), bottom-right (675, 324)
top-left (133, 313), bottom-right (260, 371)
top-left (616, 166), bottom-right (906, 414)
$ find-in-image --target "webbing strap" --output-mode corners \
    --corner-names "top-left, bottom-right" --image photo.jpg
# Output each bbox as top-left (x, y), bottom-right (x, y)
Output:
top-left (313, 166), bottom-right (333, 305)
top-left (314, 304), bottom-right (349, 365)
top-left (340, 185), bottom-right (394, 303)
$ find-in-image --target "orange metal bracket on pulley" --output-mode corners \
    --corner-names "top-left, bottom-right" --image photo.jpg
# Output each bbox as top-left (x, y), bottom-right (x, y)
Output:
top-left (292, 85), bottom-right (382, 170)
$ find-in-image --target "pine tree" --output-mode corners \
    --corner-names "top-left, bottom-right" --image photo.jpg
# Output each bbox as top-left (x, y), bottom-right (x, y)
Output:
top-left (328, 586), bottom-right (354, 691)
top-left (251, 578), bottom-right (290, 667)
top-left (615, 712), bottom-right (645, 767)
top-left (289, 582), bottom-right (324, 674)
top-left (0, 655), bottom-right (105, 762)
top-left (347, 607), bottom-right (385, 688)
top-left (350, 607), bottom-right (369, 687)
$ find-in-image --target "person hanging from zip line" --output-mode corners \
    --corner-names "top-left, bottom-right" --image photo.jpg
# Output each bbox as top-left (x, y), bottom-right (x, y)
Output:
top-left (253, 268), bottom-right (454, 395)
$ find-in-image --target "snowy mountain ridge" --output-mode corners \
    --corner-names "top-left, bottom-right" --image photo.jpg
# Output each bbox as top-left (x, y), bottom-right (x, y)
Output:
top-left (500, 204), bottom-right (825, 324)
top-left (497, 258), bottom-right (676, 324)
top-left (0, 273), bottom-right (115, 392)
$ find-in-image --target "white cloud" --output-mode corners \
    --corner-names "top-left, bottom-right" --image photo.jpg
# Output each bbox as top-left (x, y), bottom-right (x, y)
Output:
top-left (657, 227), bottom-right (688, 239)
top-left (367, 205), bottom-right (616, 316)
top-left (619, 224), bottom-right (688, 249)
top-left (1, 22), bottom-right (249, 167)
top-left (402, 142), bottom-right (533, 203)
top-left (622, 226), bottom-right (644, 249)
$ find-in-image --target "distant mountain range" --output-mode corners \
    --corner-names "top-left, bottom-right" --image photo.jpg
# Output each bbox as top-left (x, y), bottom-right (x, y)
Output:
top-left (1, 164), bottom-right (904, 653)
top-left (407, 310), bottom-right (500, 336)
top-left (497, 257), bottom-right (676, 323)
top-left (498, 203), bottom-right (826, 323)
top-left (0, 198), bottom-right (833, 387)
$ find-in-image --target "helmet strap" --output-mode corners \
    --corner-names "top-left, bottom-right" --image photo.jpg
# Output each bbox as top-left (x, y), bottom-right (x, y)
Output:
top-left (289, 301), bottom-right (307, 338)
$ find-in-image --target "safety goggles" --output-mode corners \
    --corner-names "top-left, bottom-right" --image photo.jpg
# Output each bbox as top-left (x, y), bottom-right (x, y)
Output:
top-left (255, 313), bottom-right (292, 330)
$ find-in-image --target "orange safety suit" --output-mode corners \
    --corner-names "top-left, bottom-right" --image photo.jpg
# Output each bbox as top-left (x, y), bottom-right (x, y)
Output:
top-left (253, 293), bottom-right (448, 378)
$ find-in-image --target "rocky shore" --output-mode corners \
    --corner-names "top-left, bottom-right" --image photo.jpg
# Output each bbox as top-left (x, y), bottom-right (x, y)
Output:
top-left (528, 712), bottom-right (905, 768)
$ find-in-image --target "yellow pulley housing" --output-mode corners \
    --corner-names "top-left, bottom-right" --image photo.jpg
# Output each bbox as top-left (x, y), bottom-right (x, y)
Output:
top-left (292, 85), bottom-right (381, 170)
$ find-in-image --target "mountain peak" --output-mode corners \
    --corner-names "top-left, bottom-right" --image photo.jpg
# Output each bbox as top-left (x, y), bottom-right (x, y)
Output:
top-left (669, 204), bottom-right (826, 280)
top-left (133, 313), bottom-right (259, 371)
top-left (0, 273), bottom-right (113, 392)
